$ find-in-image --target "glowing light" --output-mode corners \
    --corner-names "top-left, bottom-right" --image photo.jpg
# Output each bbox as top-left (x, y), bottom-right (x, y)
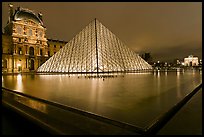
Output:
top-left (176, 70), bottom-right (180, 76)
top-left (16, 74), bottom-right (23, 91)
top-left (17, 63), bottom-right (21, 67)
top-left (165, 70), bottom-right (168, 76)
top-left (184, 55), bottom-right (199, 66)
top-left (37, 19), bottom-right (152, 73)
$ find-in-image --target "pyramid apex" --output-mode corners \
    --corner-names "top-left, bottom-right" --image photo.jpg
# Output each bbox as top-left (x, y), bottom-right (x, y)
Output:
top-left (94, 18), bottom-right (98, 22)
top-left (94, 18), bottom-right (100, 22)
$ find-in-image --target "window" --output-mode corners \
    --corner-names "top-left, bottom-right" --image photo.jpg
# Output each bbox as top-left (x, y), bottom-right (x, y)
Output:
top-left (17, 26), bottom-right (22, 34)
top-left (29, 59), bottom-right (35, 70)
top-left (48, 51), bottom-right (50, 56)
top-left (29, 47), bottom-right (34, 56)
top-left (18, 47), bottom-right (22, 55)
top-left (40, 49), bottom-right (43, 56)
top-left (39, 31), bottom-right (43, 38)
top-left (28, 29), bottom-right (32, 36)
top-left (2, 59), bottom-right (7, 68)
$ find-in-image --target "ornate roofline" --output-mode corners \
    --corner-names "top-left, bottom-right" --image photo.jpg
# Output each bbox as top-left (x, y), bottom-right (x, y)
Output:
top-left (13, 6), bottom-right (44, 26)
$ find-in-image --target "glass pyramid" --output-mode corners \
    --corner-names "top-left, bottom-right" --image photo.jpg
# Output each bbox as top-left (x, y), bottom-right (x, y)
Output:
top-left (37, 19), bottom-right (152, 73)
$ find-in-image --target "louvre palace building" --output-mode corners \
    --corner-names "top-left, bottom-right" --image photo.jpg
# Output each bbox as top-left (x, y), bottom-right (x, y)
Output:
top-left (2, 4), bottom-right (67, 73)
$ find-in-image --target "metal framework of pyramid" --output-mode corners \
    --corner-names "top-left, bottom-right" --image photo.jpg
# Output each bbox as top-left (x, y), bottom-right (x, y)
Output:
top-left (37, 19), bottom-right (152, 73)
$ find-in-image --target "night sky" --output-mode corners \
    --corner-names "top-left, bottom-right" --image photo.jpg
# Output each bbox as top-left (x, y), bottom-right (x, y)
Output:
top-left (2, 2), bottom-right (202, 62)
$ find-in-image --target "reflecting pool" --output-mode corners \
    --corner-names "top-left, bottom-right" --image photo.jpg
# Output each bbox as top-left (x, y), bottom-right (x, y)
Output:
top-left (2, 70), bottom-right (202, 128)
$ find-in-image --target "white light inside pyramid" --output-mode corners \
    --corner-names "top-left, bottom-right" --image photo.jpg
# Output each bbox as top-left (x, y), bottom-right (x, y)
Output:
top-left (37, 19), bottom-right (152, 73)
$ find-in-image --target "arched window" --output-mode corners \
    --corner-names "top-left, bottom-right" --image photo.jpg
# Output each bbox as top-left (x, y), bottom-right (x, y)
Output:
top-left (2, 59), bottom-right (7, 68)
top-left (18, 47), bottom-right (22, 55)
top-left (29, 59), bottom-right (35, 70)
top-left (29, 47), bottom-right (34, 56)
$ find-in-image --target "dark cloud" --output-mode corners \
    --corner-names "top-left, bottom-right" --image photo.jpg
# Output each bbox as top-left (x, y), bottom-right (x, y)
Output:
top-left (2, 2), bottom-right (202, 62)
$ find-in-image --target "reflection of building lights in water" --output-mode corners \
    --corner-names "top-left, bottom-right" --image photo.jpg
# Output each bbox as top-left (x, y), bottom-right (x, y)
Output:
top-left (17, 74), bottom-right (22, 81)
top-left (2, 77), bottom-right (4, 86)
top-left (165, 71), bottom-right (168, 76)
top-left (157, 70), bottom-right (160, 77)
top-left (177, 71), bottom-right (180, 76)
top-left (176, 72), bottom-right (181, 98)
top-left (176, 68), bottom-right (180, 76)
top-left (193, 69), bottom-right (195, 74)
top-left (28, 100), bottom-right (47, 113)
top-left (17, 74), bottom-right (23, 91)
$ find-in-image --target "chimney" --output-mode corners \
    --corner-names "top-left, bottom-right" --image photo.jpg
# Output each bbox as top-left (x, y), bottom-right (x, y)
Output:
top-left (8, 3), bottom-right (13, 23)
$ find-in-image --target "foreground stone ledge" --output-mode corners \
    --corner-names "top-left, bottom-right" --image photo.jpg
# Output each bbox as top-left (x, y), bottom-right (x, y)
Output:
top-left (2, 88), bottom-right (141, 135)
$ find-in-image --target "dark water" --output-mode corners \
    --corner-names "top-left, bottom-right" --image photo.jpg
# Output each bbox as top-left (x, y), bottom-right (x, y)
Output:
top-left (2, 70), bottom-right (202, 128)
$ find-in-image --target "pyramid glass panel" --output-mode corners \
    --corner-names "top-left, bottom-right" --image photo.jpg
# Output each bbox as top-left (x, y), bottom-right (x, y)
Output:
top-left (37, 19), bottom-right (152, 73)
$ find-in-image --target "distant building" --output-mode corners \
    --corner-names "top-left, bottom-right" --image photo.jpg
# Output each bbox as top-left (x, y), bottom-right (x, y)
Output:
top-left (140, 52), bottom-right (152, 63)
top-left (184, 55), bottom-right (199, 66)
top-left (2, 4), bottom-right (67, 73)
top-left (47, 38), bottom-right (67, 57)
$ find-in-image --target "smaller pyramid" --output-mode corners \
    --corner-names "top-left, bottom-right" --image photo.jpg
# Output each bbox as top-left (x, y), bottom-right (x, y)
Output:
top-left (37, 19), bottom-right (152, 73)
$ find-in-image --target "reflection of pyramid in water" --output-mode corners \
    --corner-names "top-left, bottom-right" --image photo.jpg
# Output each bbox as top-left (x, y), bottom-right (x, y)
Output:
top-left (37, 19), bottom-right (152, 73)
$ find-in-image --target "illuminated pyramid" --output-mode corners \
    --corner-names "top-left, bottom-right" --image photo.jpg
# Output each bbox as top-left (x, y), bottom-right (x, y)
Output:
top-left (37, 19), bottom-right (152, 73)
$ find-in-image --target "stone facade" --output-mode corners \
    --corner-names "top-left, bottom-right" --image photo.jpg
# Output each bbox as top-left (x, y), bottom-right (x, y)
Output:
top-left (2, 4), bottom-right (67, 73)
